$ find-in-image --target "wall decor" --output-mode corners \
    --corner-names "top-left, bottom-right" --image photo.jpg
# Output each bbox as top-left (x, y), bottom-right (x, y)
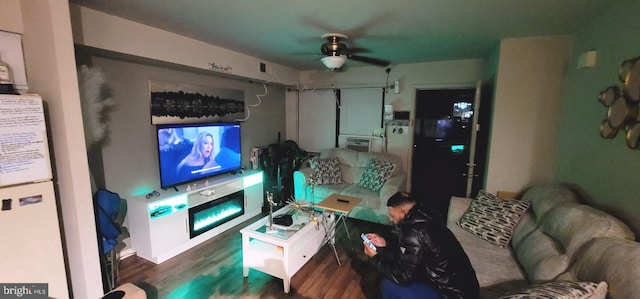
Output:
top-left (208, 62), bottom-right (233, 74)
top-left (149, 80), bottom-right (245, 125)
top-left (78, 65), bottom-right (117, 147)
top-left (598, 55), bottom-right (640, 149)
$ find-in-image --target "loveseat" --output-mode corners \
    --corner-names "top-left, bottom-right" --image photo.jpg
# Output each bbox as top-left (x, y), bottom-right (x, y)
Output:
top-left (447, 183), bottom-right (640, 298)
top-left (293, 148), bottom-right (405, 224)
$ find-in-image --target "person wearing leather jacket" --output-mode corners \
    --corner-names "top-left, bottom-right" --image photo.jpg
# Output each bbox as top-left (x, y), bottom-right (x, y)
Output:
top-left (363, 191), bottom-right (479, 299)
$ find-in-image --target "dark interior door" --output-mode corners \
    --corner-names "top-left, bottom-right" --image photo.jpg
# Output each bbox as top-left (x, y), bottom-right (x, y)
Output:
top-left (411, 87), bottom-right (488, 217)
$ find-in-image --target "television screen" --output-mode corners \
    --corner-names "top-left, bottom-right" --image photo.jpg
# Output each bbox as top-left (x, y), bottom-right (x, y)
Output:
top-left (157, 122), bottom-right (241, 189)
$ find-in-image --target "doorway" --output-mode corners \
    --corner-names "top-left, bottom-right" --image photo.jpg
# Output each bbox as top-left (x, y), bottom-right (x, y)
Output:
top-left (411, 83), bottom-right (492, 217)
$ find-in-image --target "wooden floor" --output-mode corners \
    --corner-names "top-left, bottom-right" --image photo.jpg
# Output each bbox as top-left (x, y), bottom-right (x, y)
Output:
top-left (117, 213), bottom-right (392, 299)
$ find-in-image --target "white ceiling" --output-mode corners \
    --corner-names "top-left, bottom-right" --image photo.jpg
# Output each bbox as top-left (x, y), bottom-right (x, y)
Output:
top-left (70, 0), bottom-right (618, 71)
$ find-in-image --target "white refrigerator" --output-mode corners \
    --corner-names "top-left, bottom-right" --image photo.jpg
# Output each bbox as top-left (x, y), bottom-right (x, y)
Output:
top-left (0, 94), bottom-right (69, 298)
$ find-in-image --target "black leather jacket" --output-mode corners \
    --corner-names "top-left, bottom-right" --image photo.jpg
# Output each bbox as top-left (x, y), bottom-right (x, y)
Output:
top-left (369, 205), bottom-right (479, 299)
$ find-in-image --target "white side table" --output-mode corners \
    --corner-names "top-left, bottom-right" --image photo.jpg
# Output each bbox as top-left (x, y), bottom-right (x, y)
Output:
top-left (240, 206), bottom-right (329, 293)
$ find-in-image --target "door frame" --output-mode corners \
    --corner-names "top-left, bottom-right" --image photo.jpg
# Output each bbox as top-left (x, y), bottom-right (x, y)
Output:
top-left (407, 82), bottom-right (479, 193)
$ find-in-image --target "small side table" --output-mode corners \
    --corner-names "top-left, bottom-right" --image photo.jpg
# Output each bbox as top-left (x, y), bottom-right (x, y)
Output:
top-left (315, 194), bottom-right (362, 266)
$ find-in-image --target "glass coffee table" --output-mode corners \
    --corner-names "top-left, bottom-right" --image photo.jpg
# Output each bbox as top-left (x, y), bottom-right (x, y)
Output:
top-left (240, 206), bottom-right (329, 293)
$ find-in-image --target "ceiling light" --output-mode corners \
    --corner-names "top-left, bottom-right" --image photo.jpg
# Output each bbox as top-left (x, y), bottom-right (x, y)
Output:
top-left (321, 55), bottom-right (346, 70)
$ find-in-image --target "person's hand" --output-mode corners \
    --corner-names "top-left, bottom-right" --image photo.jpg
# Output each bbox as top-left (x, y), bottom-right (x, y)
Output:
top-left (363, 241), bottom-right (377, 257)
top-left (365, 233), bottom-right (387, 247)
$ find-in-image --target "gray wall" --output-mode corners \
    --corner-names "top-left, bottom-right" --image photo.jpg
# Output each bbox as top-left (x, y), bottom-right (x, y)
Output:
top-left (86, 55), bottom-right (286, 198)
top-left (555, 0), bottom-right (640, 236)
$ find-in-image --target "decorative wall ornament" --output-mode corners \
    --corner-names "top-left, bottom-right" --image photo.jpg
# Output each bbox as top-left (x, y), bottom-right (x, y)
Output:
top-left (598, 55), bottom-right (640, 149)
top-left (78, 65), bottom-right (117, 148)
top-left (208, 62), bottom-right (233, 74)
top-left (149, 80), bottom-right (245, 125)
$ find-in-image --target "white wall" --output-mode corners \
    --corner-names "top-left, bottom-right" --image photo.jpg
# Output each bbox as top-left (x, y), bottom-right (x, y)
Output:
top-left (0, 0), bottom-right (23, 34)
top-left (485, 36), bottom-right (573, 193)
top-left (8, 0), bottom-right (104, 298)
top-left (285, 89), bottom-right (299, 141)
top-left (70, 4), bottom-right (299, 85)
top-left (298, 59), bottom-right (485, 188)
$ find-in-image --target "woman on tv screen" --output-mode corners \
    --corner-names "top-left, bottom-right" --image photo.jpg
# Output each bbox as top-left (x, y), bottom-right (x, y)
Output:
top-left (176, 131), bottom-right (221, 178)
top-left (157, 123), bottom-right (241, 188)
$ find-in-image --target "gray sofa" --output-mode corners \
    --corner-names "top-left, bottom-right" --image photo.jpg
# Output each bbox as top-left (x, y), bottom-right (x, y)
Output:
top-left (293, 148), bottom-right (405, 224)
top-left (447, 183), bottom-right (640, 298)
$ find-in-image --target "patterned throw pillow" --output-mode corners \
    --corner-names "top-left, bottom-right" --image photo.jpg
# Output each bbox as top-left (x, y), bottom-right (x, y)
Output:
top-left (310, 157), bottom-right (342, 185)
top-left (499, 280), bottom-right (608, 299)
top-left (457, 190), bottom-right (531, 247)
top-left (358, 159), bottom-right (396, 192)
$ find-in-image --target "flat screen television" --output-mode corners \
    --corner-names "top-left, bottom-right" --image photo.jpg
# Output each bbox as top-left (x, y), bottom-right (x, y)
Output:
top-left (156, 122), bottom-right (241, 189)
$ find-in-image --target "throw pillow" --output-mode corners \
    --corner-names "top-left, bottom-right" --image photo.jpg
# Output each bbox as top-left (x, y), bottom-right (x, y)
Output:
top-left (310, 157), bottom-right (342, 185)
top-left (498, 280), bottom-right (608, 299)
top-left (457, 190), bottom-right (531, 247)
top-left (358, 159), bottom-right (396, 192)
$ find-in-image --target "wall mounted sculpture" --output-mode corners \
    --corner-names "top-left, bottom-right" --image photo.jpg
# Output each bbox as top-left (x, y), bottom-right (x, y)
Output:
top-left (598, 55), bottom-right (640, 149)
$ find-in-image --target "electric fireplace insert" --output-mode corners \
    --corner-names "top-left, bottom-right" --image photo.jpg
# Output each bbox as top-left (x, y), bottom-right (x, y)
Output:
top-left (188, 190), bottom-right (245, 238)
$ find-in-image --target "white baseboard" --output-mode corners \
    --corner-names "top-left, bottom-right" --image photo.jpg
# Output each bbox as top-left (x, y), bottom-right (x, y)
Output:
top-left (119, 248), bottom-right (136, 260)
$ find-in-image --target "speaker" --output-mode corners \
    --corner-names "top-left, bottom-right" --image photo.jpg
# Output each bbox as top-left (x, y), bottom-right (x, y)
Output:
top-left (250, 146), bottom-right (269, 170)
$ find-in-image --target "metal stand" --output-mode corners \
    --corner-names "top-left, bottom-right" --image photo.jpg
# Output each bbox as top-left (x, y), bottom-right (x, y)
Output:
top-left (320, 211), bottom-right (352, 266)
top-left (266, 191), bottom-right (277, 234)
top-left (321, 212), bottom-right (341, 266)
top-left (314, 194), bottom-right (361, 266)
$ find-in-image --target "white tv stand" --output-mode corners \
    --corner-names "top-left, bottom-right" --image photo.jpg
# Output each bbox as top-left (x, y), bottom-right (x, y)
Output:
top-left (127, 171), bottom-right (264, 264)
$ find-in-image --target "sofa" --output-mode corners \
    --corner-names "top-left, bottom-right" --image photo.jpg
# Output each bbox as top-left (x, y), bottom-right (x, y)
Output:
top-left (447, 183), bottom-right (640, 298)
top-left (293, 148), bottom-right (405, 224)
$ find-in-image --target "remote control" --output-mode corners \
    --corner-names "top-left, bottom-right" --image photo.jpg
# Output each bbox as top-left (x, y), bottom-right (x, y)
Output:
top-left (337, 199), bottom-right (349, 203)
top-left (361, 233), bottom-right (377, 251)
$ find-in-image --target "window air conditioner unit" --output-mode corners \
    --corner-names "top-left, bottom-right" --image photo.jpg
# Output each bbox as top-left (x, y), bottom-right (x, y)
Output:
top-left (346, 138), bottom-right (372, 152)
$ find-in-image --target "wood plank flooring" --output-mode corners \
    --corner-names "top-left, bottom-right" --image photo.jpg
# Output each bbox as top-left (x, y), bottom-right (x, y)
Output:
top-left (116, 213), bottom-right (392, 299)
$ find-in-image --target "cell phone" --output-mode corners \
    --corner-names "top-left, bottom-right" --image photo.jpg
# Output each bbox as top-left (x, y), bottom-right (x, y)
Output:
top-left (361, 233), bottom-right (377, 251)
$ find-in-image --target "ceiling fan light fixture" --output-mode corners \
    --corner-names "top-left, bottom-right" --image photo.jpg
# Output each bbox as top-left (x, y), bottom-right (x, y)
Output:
top-left (321, 55), bottom-right (346, 70)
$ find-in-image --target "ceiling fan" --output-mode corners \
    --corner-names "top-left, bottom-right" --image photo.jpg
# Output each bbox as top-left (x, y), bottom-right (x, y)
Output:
top-left (319, 33), bottom-right (390, 70)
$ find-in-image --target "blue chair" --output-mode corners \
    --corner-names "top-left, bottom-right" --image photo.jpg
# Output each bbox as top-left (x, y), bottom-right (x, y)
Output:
top-left (95, 189), bottom-right (129, 291)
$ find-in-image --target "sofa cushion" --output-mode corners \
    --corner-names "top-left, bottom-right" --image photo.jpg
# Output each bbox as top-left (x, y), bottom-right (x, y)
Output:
top-left (510, 212), bottom-right (537, 250)
top-left (355, 152), bottom-right (402, 172)
top-left (457, 190), bottom-right (531, 247)
top-left (449, 219), bottom-right (529, 294)
top-left (310, 157), bottom-right (342, 185)
top-left (512, 184), bottom-right (579, 252)
top-left (514, 228), bottom-right (571, 283)
top-left (354, 151), bottom-right (402, 182)
top-left (357, 159), bottom-right (396, 192)
top-left (498, 280), bottom-right (608, 299)
top-left (522, 183), bottom-right (579, 218)
top-left (321, 148), bottom-right (358, 184)
top-left (562, 238), bottom-right (640, 299)
top-left (512, 202), bottom-right (633, 284)
top-left (341, 185), bottom-right (383, 209)
top-left (538, 203), bottom-right (634, 257)
top-left (312, 184), bottom-right (349, 201)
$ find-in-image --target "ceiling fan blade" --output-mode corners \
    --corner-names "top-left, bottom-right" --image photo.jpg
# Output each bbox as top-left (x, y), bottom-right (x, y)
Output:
top-left (348, 55), bottom-right (390, 67)
top-left (346, 47), bottom-right (370, 54)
